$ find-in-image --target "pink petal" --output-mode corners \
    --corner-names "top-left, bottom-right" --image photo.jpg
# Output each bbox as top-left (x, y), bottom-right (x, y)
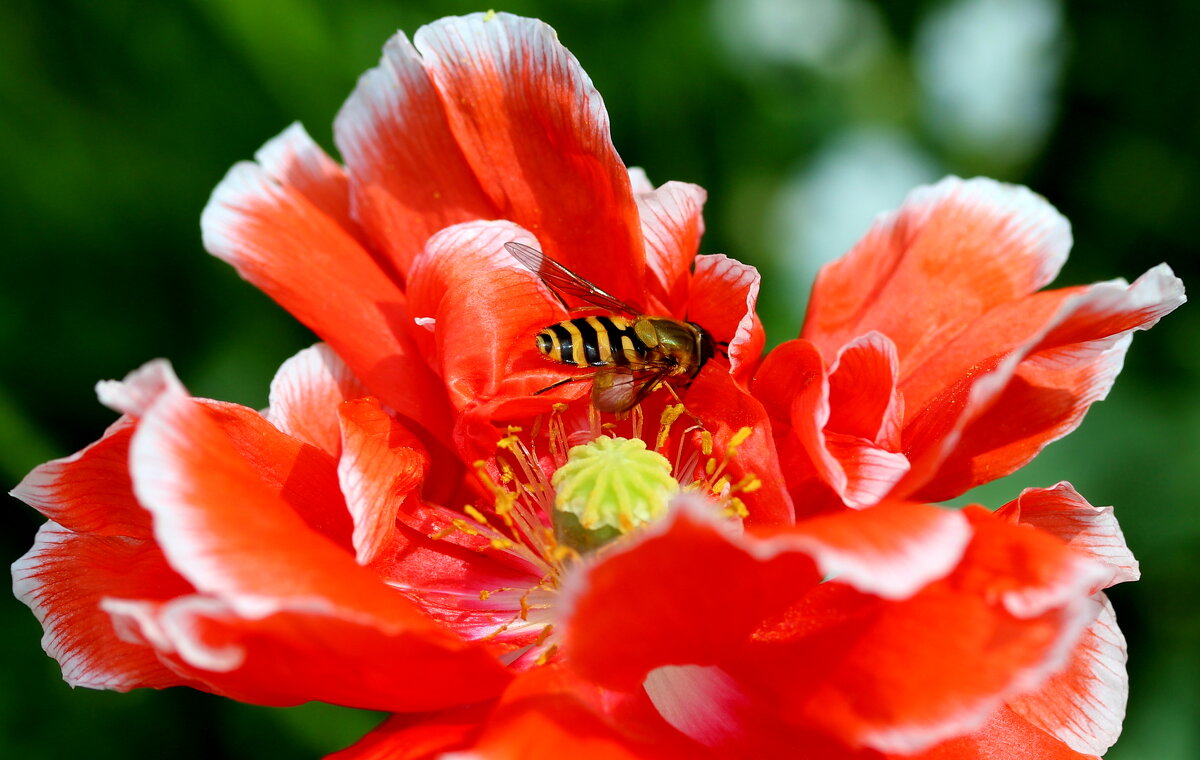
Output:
top-left (12, 521), bottom-right (195, 691)
top-left (337, 397), bottom-right (429, 565)
top-left (413, 13), bottom-right (646, 305)
top-left (267, 343), bottom-right (368, 457)
top-left (803, 176), bottom-right (1071, 368)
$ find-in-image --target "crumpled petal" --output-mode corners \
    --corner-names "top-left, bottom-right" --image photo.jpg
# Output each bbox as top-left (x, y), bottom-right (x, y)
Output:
top-left (802, 176), bottom-right (1072, 367)
top-left (688, 254), bottom-right (765, 384)
top-left (201, 123), bottom-right (454, 448)
top-left (267, 343), bottom-right (369, 457)
top-left (636, 181), bottom-right (706, 313)
top-left (561, 495), bottom-right (1109, 754)
top-left (337, 397), bottom-right (429, 565)
top-left (10, 416), bottom-right (148, 538)
top-left (900, 264), bottom-right (1184, 502)
top-left (120, 361), bottom-right (510, 708)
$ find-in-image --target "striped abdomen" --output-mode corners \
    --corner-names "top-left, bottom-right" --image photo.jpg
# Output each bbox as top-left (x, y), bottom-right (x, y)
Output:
top-left (535, 316), bottom-right (649, 367)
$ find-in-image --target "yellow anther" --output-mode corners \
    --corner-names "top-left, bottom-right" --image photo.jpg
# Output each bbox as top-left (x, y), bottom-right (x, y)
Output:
top-left (479, 590), bottom-right (492, 601)
top-left (656, 404), bottom-right (685, 450)
top-left (497, 435), bottom-right (519, 450)
top-left (520, 595), bottom-right (531, 619)
top-left (552, 403), bottom-right (569, 413)
top-left (430, 526), bottom-right (455, 540)
top-left (705, 457), bottom-right (718, 476)
top-left (534, 625), bottom-right (554, 646)
top-left (451, 518), bottom-right (480, 536)
top-left (506, 425), bottom-right (523, 434)
top-left (726, 427), bottom-right (753, 456)
top-left (464, 505), bottom-right (488, 525)
top-left (700, 430), bottom-right (714, 456)
top-left (535, 644), bottom-right (558, 666)
top-left (490, 538), bottom-right (514, 550)
top-left (728, 497), bottom-right (749, 518)
top-left (740, 475), bottom-right (762, 493)
top-left (712, 476), bottom-right (730, 495)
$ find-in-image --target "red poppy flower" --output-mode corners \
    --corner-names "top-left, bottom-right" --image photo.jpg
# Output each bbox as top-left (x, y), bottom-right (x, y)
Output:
top-left (752, 178), bottom-right (1185, 516)
top-left (9, 11), bottom-right (1174, 760)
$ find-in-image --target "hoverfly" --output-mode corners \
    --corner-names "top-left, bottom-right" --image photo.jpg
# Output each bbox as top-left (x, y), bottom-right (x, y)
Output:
top-left (505, 241), bottom-right (717, 414)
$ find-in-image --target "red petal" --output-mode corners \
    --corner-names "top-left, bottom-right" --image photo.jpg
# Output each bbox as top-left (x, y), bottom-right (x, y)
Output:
top-left (562, 497), bottom-right (822, 691)
top-left (252, 123), bottom-right (363, 242)
top-left (753, 339), bottom-right (909, 510)
top-left (267, 343), bottom-right (368, 457)
top-left (126, 364), bottom-right (509, 701)
top-left (333, 31), bottom-right (497, 277)
top-left (751, 339), bottom-right (840, 514)
top-left (201, 125), bottom-right (454, 448)
top-left (413, 13), bottom-right (646, 303)
top-left (636, 181), bottom-right (707, 313)
top-left (747, 501), bottom-right (971, 600)
top-left (997, 482), bottom-right (1139, 588)
top-left (337, 398), bottom-right (429, 565)
top-left (827, 332), bottom-right (903, 447)
top-left (468, 667), bottom-right (705, 760)
top-left (10, 416), bottom-right (150, 538)
top-left (12, 522), bottom-right (195, 691)
top-left (688, 254), bottom-right (765, 384)
top-left (197, 398), bottom-right (353, 551)
top-left (102, 593), bottom-right (509, 711)
top-left (1008, 594), bottom-right (1127, 756)
top-left (407, 221), bottom-right (564, 411)
top-left (803, 176), bottom-right (1071, 367)
top-left (328, 707), bottom-right (488, 759)
top-left (901, 705), bottom-right (1099, 760)
top-left (724, 508), bottom-right (1108, 753)
top-left (684, 370), bottom-right (795, 525)
top-left (902, 265), bottom-right (1185, 502)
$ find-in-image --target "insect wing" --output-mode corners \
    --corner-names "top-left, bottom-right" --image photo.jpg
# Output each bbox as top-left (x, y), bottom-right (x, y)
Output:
top-left (591, 366), bottom-right (672, 414)
top-left (505, 241), bottom-right (638, 315)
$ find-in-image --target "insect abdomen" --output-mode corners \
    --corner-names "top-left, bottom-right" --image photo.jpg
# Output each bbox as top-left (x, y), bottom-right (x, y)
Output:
top-left (536, 316), bottom-right (647, 367)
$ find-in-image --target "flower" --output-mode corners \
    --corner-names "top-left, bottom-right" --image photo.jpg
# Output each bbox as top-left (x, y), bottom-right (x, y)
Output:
top-left (752, 178), bottom-right (1185, 516)
top-left (10, 11), bottom-right (1181, 760)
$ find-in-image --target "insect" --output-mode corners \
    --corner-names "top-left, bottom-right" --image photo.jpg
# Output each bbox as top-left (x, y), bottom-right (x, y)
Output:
top-left (505, 241), bottom-right (717, 414)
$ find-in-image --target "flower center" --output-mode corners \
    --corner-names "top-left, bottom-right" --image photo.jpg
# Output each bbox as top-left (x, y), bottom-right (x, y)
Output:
top-left (551, 436), bottom-right (680, 550)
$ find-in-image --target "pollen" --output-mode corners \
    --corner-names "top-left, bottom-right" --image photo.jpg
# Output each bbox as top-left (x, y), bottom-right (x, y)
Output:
top-left (551, 436), bottom-right (679, 534)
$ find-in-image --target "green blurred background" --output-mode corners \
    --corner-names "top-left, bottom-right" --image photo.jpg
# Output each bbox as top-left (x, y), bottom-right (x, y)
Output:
top-left (2, 0), bottom-right (1196, 757)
